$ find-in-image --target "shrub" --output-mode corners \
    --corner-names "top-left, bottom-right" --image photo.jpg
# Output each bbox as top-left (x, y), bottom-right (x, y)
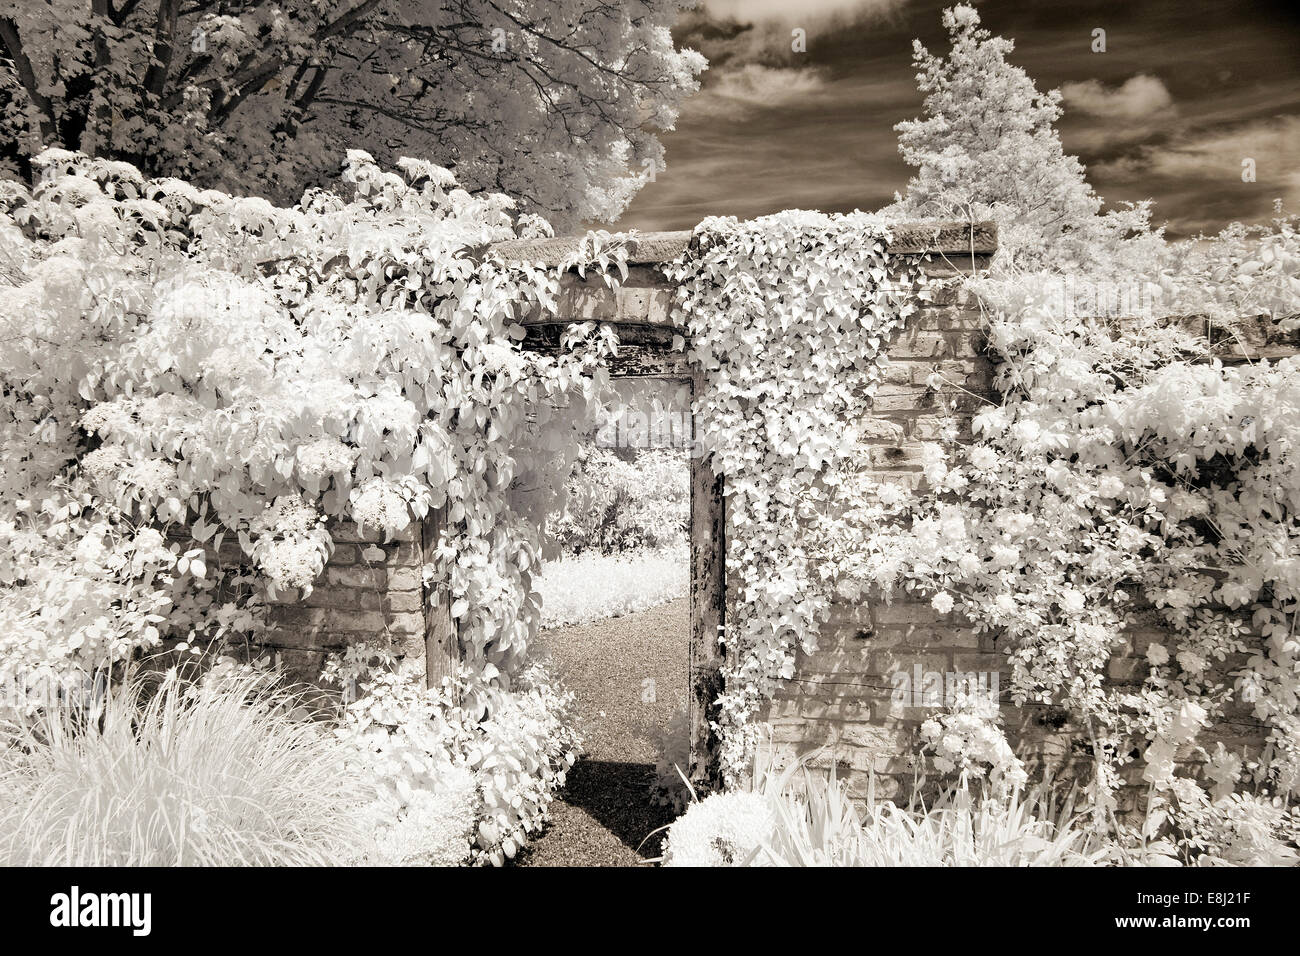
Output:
top-left (533, 547), bottom-right (687, 628)
top-left (362, 765), bottom-right (478, 867)
top-left (325, 645), bottom-right (581, 866)
top-left (1, 147), bottom-right (619, 696)
top-left (0, 667), bottom-right (367, 866)
top-left (660, 791), bottom-right (773, 867)
top-left (660, 754), bottom-right (1106, 867)
top-left (551, 446), bottom-right (688, 556)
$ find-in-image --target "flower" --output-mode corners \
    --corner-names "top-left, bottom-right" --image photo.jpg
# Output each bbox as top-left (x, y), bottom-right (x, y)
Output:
top-left (877, 482), bottom-right (907, 506)
top-left (990, 544), bottom-right (1019, 568)
top-left (1058, 589), bottom-right (1086, 614)
top-left (1098, 475), bottom-right (1125, 498)
top-left (1146, 643), bottom-right (1170, 666)
top-left (297, 438), bottom-right (356, 481)
top-left (351, 478), bottom-right (414, 535)
top-left (968, 445), bottom-right (998, 470)
top-left (80, 446), bottom-right (127, 485)
top-left (662, 791), bottom-right (773, 867)
top-left (931, 591), bottom-right (955, 615)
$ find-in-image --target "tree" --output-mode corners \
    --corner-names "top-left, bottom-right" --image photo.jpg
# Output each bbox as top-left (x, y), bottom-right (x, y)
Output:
top-left (892, 4), bottom-right (1152, 269)
top-left (0, 1), bottom-right (705, 229)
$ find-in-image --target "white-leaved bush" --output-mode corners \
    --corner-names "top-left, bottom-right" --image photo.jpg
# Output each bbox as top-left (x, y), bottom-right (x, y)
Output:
top-left (0, 147), bottom-right (625, 864)
top-left (324, 644), bottom-right (580, 866)
top-left (841, 270), bottom-right (1300, 843)
top-left (1, 147), bottom-right (621, 705)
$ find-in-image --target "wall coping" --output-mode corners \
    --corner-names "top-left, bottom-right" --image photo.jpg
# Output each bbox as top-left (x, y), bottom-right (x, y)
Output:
top-left (491, 220), bottom-right (997, 267)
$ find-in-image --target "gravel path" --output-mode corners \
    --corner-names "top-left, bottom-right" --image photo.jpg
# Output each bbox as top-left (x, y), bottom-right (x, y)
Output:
top-left (519, 598), bottom-right (689, 867)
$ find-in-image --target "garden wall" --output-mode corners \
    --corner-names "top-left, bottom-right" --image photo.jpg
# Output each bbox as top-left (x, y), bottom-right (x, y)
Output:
top-left (205, 514), bottom-right (456, 688)
top-left (247, 221), bottom-right (1284, 807)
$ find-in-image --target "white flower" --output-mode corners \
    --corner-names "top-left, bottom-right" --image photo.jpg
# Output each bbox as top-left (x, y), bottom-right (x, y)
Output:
top-left (297, 438), bottom-right (356, 481)
top-left (662, 791), bottom-right (773, 867)
top-left (990, 544), bottom-right (1020, 568)
top-left (876, 482), bottom-right (907, 506)
top-left (257, 536), bottom-right (326, 590)
top-left (118, 458), bottom-right (180, 498)
top-left (1098, 475), bottom-right (1125, 498)
top-left (1011, 420), bottom-right (1041, 445)
top-left (1059, 589), bottom-right (1086, 614)
top-left (350, 478), bottom-right (413, 535)
top-left (968, 445), bottom-right (998, 470)
top-left (931, 591), bottom-right (955, 615)
top-left (80, 445), bottom-right (127, 485)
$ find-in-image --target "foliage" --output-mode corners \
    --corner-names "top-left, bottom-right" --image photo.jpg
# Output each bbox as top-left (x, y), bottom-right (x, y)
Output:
top-left (0, 0), bottom-right (706, 229)
top-left (1169, 786), bottom-right (1300, 866)
top-left (661, 754), bottom-right (1105, 867)
top-left (840, 262), bottom-right (1300, 823)
top-left (364, 764), bottom-right (478, 866)
top-left (0, 666), bottom-right (368, 866)
top-left (664, 208), bottom-right (926, 780)
top-left (0, 147), bottom-right (623, 715)
top-left (324, 643), bottom-right (581, 866)
top-left (1163, 209), bottom-right (1300, 330)
top-left (0, 480), bottom-right (267, 707)
top-left (919, 689), bottom-right (1027, 792)
top-left (551, 445), bottom-right (688, 556)
top-left (660, 789), bottom-right (771, 866)
top-left (533, 546), bottom-right (687, 629)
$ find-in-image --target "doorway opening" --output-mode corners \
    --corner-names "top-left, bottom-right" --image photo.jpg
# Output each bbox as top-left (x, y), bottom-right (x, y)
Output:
top-left (524, 376), bottom-right (718, 864)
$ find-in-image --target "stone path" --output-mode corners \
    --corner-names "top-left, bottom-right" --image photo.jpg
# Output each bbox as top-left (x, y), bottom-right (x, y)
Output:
top-left (518, 599), bottom-right (688, 867)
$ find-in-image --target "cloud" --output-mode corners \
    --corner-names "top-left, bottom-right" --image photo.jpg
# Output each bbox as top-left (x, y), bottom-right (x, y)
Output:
top-left (687, 65), bottom-right (829, 117)
top-left (1061, 74), bottom-right (1176, 120)
top-left (678, 0), bottom-right (909, 70)
top-left (701, 0), bottom-right (905, 24)
top-left (1091, 115), bottom-right (1300, 233)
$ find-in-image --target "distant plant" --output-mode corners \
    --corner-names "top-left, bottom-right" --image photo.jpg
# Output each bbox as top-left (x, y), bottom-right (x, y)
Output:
top-left (533, 547), bottom-right (687, 628)
top-left (551, 446), bottom-right (688, 556)
top-left (890, 3), bottom-right (1158, 272)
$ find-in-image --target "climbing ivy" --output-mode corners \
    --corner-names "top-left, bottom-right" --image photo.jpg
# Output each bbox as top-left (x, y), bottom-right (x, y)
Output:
top-left (665, 210), bottom-right (926, 779)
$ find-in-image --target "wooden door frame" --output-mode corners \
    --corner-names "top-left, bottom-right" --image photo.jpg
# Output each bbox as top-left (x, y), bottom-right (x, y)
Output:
top-left (686, 369), bottom-right (726, 791)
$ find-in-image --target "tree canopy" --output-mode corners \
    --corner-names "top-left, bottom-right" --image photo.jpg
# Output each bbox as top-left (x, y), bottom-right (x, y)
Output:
top-left (0, 0), bottom-right (706, 229)
top-left (892, 4), bottom-right (1153, 269)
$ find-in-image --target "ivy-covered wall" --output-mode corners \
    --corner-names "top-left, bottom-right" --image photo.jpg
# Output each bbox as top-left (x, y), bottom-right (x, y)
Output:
top-left (201, 519), bottom-right (453, 687)
top-left (758, 255), bottom-right (1006, 802)
top-left (258, 221), bottom-right (1283, 813)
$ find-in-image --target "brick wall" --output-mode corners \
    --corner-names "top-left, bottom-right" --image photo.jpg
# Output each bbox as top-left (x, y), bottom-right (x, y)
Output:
top-left (197, 519), bottom-right (437, 687)
top-left (755, 254), bottom-right (1280, 812)
top-left (759, 254), bottom-right (1012, 802)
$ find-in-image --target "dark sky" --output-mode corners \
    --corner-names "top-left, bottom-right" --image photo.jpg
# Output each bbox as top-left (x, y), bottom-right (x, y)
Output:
top-left (612, 0), bottom-right (1300, 239)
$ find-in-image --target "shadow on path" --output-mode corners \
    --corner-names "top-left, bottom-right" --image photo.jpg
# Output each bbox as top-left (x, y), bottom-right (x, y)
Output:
top-left (562, 759), bottom-right (676, 853)
top-left (517, 599), bottom-right (689, 867)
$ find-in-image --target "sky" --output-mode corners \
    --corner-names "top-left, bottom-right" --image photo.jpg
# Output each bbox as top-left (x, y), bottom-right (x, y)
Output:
top-left (613, 0), bottom-right (1300, 239)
